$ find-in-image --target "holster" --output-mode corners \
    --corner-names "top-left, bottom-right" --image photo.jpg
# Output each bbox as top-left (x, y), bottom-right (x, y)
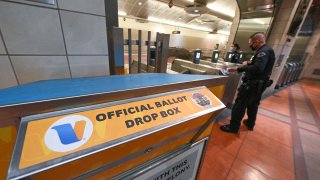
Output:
top-left (257, 79), bottom-right (274, 94)
top-left (265, 80), bottom-right (273, 87)
top-left (242, 78), bottom-right (274, 94)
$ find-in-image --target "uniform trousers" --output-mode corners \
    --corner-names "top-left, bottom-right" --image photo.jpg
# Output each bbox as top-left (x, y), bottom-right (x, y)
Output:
top-left (229, 83), bottom-right (264, 130)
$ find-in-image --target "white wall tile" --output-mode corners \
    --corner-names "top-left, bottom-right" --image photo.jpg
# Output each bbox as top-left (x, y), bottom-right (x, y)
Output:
top-left (60, 10), bottom-right (108, 55)
top-left (11, 56), bottom-right (71, 84)
top-left (69, 56), bottom-right (109, 78)
top-left (0, 1), bottom-right (65, 54)
top-left (57, 0), bottom-right (105, 16)
top-left (0, 37), bottom-right (5, 54)
top-left (6, 0), bottom-right (57, 8)
top-left (0, 56), bottom-right (18, 89)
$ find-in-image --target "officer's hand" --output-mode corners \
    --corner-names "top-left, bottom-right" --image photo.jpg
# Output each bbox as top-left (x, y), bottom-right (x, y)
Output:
top-left (242, 61), bottom-right (248, 65)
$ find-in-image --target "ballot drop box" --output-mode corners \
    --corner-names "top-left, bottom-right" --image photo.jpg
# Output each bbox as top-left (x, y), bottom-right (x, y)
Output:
top-left (0, 73), bottom-right (227, 180)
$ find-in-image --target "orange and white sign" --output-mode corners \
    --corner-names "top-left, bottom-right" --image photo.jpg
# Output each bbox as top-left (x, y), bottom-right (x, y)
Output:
top-left (18, 87), bottom-right (224, 169)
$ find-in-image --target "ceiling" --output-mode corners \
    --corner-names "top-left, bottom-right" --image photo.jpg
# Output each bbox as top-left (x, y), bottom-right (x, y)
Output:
top-left (117, 0), bottom-right (280, 33)
top-left (118, 0), bottom-right (238, 33)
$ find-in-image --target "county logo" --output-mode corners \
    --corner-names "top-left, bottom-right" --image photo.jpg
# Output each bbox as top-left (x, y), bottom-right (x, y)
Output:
top-left (44, 115), bottom-right (93, 152)
top-left (191, 92), bottom-right (212, 109)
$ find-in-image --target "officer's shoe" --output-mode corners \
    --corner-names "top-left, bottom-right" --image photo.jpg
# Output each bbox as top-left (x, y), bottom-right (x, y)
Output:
top-left (243, 119), bottom-right (254, 131)
top-left (220, 124), bottom-right (238, 134)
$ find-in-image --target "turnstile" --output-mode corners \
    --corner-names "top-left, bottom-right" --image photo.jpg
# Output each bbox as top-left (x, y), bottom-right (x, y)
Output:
top-left (211, 50), bottom-right (220, 63)
top-left (193, 49), bottom-right (202, 64)
top-left (276, 64), bottom-right (288, 88)
top-left (283, 63), bottom-right (293, 85)
top-left (294, 63), bottom-right (304, 81)
top-left (287, 63), bottom-right (297, 83)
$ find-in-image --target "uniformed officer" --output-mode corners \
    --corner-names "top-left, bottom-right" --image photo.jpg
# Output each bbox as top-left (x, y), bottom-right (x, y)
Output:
top-left (220, 32), bottom-right (276, 133)
top-left (230, 43), bottom-right (241, 64)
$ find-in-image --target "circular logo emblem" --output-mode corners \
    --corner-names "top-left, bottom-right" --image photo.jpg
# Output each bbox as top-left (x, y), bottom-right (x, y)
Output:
top-left (44, 115), bottom-right (93, 152)
top-left (191, 92), bottom-right (212, 109)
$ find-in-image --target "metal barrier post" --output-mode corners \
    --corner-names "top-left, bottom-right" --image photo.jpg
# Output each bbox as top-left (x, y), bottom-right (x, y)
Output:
top-left (107, 27), bottom-right (125, 75)
top-left (155, 33), bottom-right (170, 73)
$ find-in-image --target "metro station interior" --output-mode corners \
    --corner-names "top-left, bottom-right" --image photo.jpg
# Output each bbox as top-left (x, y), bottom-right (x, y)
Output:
top-left (1, 0), bottom-right (320, 179)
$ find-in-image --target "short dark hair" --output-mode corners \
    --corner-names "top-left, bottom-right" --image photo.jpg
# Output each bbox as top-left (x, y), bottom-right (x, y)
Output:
top-left (250, 32), bottom-right (264, 38)
top-left (250, 32), bottom-right (266, 42)
top-left (233, 43), bottom-right (240, 50)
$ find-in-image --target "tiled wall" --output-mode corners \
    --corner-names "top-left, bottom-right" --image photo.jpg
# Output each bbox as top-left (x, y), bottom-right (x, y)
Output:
top-left (0, 35), bottom-right (6, 54)
top-left (0, 0), bottom-right (109, 89)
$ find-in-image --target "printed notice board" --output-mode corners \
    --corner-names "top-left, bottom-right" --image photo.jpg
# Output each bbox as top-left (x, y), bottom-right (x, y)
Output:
top-left (132, 140), bottom-right (206, 180)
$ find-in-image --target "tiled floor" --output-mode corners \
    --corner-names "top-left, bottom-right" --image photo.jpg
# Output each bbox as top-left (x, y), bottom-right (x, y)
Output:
top-left (199, 78), bottom-right (320, 180)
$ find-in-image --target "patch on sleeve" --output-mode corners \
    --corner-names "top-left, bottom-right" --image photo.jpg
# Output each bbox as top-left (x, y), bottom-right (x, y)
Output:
top-left (257, 52), bottom-right (266, 57)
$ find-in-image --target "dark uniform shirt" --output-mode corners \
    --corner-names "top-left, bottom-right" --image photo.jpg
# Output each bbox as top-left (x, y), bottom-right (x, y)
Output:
top-left (230, 51), bottom-right (241, 64)
top-left (237, 44), bottom-right (275, 81)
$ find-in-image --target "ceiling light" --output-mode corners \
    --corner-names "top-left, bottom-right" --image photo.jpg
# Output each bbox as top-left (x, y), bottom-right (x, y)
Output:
top-left (138, 2), bottom-right (142, 6)
top-left (193, 9), bottom-right (200, 13)
top-left (185, 6), bottom-right (209, 15)
top-left (118, 11), bottom-right (127, 16)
